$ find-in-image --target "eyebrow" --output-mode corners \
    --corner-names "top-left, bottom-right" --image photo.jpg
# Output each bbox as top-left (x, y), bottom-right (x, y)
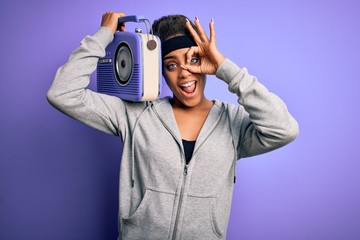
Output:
top-left (163, 55), bottom-right (176, 61)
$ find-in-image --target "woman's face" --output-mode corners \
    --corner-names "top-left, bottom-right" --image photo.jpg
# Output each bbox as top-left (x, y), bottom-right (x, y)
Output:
top-left (163, 47), bottom-right (207, 108)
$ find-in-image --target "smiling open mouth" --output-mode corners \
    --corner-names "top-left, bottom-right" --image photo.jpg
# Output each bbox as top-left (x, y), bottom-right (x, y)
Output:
top-left (180, 80), bottom-right (196, 94)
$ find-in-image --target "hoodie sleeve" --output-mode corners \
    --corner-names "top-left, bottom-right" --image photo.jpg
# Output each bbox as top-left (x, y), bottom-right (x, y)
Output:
top-left (47, 27), bottom-right (127, 136)
top-left (216, 58), bottom-right (299, 158)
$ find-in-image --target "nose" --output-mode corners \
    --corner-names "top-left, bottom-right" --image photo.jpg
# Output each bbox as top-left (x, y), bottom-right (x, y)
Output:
top-left (179, 65), bottom-right (191, 78)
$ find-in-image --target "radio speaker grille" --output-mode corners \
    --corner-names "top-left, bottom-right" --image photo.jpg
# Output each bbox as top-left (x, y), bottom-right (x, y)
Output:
top-left (97, 64), bottom-right (140, 97)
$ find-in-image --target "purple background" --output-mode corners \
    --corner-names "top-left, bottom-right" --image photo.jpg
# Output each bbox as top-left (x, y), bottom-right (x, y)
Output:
top-left (1, 0), bottom-right (360, 239)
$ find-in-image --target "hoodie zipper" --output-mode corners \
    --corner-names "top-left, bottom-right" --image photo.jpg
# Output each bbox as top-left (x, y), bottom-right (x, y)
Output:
top-left (172, 164), bottom-right (188, 240)
top-left (152, 103), bottom-right (225, 239)
top-left (152, 106), bottom-right (188, 239)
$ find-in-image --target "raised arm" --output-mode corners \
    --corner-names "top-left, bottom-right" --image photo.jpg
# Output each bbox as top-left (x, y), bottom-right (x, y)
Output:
top-left (217, 60), bottom-right (299, 158)
top-left (185, 17), bottom-right (299, 158)
top-left (47, 12), bottom-right (128, 136)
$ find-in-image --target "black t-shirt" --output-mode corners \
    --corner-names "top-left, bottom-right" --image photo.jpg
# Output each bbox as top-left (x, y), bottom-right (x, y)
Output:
top-left (182, 139), bottom-right (196, 165)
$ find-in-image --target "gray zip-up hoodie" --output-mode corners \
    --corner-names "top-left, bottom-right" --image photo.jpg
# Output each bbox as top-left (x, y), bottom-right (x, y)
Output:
top-left (47, 27), bottom-right (299, 239)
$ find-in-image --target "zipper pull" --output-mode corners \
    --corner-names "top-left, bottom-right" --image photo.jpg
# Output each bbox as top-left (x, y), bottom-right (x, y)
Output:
top-left (183, 165), bottom-right (188, 176)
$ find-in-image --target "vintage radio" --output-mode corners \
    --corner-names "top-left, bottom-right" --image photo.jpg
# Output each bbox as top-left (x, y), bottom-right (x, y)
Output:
top-left (97, 15), bottom-right (161, 101)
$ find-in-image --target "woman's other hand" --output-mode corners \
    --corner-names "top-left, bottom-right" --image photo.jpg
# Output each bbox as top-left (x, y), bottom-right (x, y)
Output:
top-left (101, 11), bottom-right (126, 34)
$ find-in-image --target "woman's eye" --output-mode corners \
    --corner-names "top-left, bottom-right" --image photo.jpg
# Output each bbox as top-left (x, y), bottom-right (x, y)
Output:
top-left (166, 63), bottom-right (177, 71)
top-left (190, 57), bottom-right (199, 64)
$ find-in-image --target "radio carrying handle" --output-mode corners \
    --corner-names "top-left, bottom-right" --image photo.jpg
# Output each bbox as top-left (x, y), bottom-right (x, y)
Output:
top-left (118, 15), bottom-right (157, 51)
top-left (118, 15), bottom-right (145, 24)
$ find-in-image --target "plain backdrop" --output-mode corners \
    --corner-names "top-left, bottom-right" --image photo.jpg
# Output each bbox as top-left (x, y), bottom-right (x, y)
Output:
top-left (1, 0), bottom-right (360, 239)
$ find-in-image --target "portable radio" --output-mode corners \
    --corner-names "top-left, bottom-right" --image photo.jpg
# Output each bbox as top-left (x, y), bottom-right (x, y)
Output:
top-left (97, 15), bottom-right (161, 101)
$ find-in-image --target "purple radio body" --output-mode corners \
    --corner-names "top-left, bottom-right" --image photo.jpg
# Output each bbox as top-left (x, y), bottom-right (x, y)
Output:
top-left (97, 16), bottom-right (162, 102)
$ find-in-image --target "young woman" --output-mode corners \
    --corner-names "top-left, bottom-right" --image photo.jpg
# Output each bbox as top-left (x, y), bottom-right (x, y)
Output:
top-left (47, 11), bottom-right (299, 240)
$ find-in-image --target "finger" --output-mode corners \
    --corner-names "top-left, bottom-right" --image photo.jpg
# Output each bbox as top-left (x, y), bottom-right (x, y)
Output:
top-left (209, 19), bottom-right (216, 45)
top-left (180, 65), bottom-right (188, 70)
top-left (185, 46), bottom-right (199, 65)
top-left (184, 46), bottom-right (203, 74)
top-left (181, 64), bottom-right (201, 74)
top-left (118, 22), bottom-right (126, 32)
top-left (101, 11), bottom-right (126, 33)
top-left (185, 19), bottom-right (202, 44)
top-left (114, 12), bottom-right (126, 18)
top-left (194, 17), bottom-right (209, 43)
top-left (112, 11), bottom-right (126, 25)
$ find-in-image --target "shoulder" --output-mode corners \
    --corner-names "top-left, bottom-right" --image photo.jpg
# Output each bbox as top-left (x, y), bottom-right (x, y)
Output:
top-left (151, 96), bottom-right (172, 106)
top-left (212, 99), bottom-right (243, 114)
top-left (213, 100), bottom-right (248, 129)
top-left (123, 96), bottom-right (171, 112)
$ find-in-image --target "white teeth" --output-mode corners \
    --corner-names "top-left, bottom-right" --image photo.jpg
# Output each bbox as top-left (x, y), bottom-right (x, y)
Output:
top-left (180, 81), bottom-right (195, 87)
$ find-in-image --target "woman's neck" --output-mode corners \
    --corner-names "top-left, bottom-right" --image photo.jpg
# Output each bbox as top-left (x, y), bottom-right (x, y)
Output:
top-left (170, 96), bottom-right (213, 112)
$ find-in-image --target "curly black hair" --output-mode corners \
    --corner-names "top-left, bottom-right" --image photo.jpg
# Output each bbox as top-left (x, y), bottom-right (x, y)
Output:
top-left (152, 14), bottom-right (197, 42)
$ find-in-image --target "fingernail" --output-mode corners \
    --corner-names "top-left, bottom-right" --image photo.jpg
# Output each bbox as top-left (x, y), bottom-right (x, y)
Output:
top-left (195, 17), bottom-right (199, 21)
top-left (185, 18), bottom-right (189, 22)
top-left (211, 18), bottom-right (214, 23)
top-left (180, 65), bottom-right (188, 70)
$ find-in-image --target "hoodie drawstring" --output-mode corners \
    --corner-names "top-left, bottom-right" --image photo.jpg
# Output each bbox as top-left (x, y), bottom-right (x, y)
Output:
top-left (130, 101), bottom-right (153, 187)
top-left (225, 104), bottom-right (238, 184)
